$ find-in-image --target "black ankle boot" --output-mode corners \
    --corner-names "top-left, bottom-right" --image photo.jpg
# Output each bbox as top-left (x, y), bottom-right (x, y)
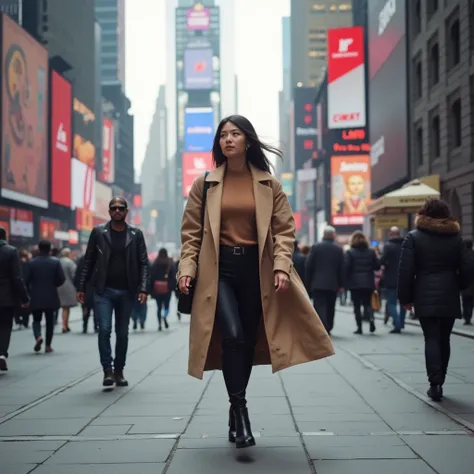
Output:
top-left (233, 406), bottom-right (255, 449)
top-left (228, 406), bottom-right (236, 443)
top-left (427, 385), bottom-right (443, 401)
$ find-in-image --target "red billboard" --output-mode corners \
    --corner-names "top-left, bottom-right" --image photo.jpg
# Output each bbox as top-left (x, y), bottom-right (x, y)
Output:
top-left (182, 152), bottom-right (214, 197)
top-left (1, 14), bottom-right (49, 208)
top-left (327, 27), bottom-right (366, 129)
top-left (100, 118), bottom-right (115, 183)
top-left (51, 71), bottom-right (72, 207)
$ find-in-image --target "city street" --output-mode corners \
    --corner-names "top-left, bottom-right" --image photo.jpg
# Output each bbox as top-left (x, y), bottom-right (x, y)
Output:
top-left (1, 301), bottom-right (474, 474)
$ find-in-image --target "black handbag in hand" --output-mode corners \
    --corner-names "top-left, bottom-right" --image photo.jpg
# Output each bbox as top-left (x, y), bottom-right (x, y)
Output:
top-left (178, 172), bottom-right (210, 314)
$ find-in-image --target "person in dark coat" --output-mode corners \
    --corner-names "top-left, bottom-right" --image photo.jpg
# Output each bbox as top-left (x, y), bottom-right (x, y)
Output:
top-left (0, 227), bottom-right (30, 371)
top-left (305, 226), bottom-right (344, 334)
top-left (398, 198), bottom-right (474, 401)
top-left (25, 240), bottom-right (65, 353)
top-left (150, 248), bottom-right (176, 331)
top-left (381, 226), bottom-right (406, 333)
top-left (292, 240), bottom-right (306, 282)
top-left (461, 239), bottom-right (474, 325)
top-left (346, 231), bottom-right (380, 334)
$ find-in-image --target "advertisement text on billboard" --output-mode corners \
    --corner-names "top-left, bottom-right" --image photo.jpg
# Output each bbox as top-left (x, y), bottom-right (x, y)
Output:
top-left (71, 158), bottom-right (96, 211)
top-left (330, 128), bottom-right (370, 154)
top-left (293, 87), bottom-right (318, 169)
top-left (184, 48), bottom-right (213, 90)
top-left (331, 155), bottom-right (371, 226)
top-left (184, 107), bottom-right (214, 152)
top-left (187, 7), bottom-right (210, 31)
top-left (51, 71), bottom-right (72, 207)
top-left (101, 118), bottom-right (115, 183)
top-left (182, 152), bottom-right (214, 198)
top-left (9, 207), bottom-right (34, 238)
top-left (327, 27), bottom-right (366, 129)
top-left (1, 14), bottom-right (48, 208)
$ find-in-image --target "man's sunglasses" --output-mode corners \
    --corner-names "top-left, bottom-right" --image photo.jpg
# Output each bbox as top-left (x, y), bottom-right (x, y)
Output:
top-left (109, 205), bottom-right (127, 212)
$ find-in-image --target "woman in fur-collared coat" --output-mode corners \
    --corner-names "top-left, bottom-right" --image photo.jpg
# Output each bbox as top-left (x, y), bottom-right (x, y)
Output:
top-left (398, 198), bottom-right (474, 402)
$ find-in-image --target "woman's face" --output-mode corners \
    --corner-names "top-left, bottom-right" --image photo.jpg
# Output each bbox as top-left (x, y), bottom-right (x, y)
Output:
top-left (347, 175), bottom-right (364, 195)
top-left (219, 121), bottom-right (246, 159)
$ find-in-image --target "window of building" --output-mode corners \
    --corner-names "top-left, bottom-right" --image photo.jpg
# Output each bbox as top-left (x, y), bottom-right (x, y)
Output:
top-left (470, 0), bottom-right (474, 53)
top-left (428, 35), bottom-right (440, 87)
top-left (412, 0), bottom-right (422, 36)
top-left (446, 11), bottom-right (461, 71)
top-left (309, 37), bottom-right (326, 44)
top-left (102, 57), bottom-right (118, 66)
top-left (312, 3), bottom-right (326, 10)
top-left (471, 75), bottom-right (474, 161)
top-left (339, 4), bottom-right (352, 11)
top-left (308, 50), bottom-right (326, 58)
top-left (429, 109), bottom-right (441, 161)
top-left (427, 0), bottom-right (439, 20)
top-left (448, 92), bottom-right (462, 150)
top-left (413, 54), bottom-right (423, 101)
top-left (415, 122), bottom-right (424, 166)
top-left (102, 44), bottom-right (118, 54)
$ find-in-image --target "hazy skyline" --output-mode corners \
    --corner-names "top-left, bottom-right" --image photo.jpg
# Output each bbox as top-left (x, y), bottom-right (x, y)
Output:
top-left (125, 0), bottom-right (290, 176)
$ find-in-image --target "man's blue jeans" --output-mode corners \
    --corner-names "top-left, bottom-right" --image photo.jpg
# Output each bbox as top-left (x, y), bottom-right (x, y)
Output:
top-left (94, 288), bottom-right (135, 371)
top-left (386, 288), bottom-right (406, 330)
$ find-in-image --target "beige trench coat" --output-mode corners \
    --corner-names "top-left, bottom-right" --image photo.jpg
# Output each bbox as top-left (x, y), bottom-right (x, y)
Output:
top-left (178, 163), bottom-right (335, 379)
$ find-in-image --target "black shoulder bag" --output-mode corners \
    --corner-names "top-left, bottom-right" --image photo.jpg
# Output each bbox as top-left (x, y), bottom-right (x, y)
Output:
top-left (178, 172), bottom-right (210, 314)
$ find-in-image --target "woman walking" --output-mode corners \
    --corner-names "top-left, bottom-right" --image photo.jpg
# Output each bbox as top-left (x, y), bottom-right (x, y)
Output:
top-left (398, 198), bottom-right (474, 401)
top-left (57, 248), bottom-right (77, 333)
top-left (151, 248), bottom-right (176, 331)
top-left (345, 231), bottom-right (380, 334)
top-left (178, 115), bottom-right (334, 449)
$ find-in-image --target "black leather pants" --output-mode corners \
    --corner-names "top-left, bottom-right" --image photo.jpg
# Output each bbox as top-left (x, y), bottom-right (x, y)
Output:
top-left (216, 245), bottom-right (262, 408)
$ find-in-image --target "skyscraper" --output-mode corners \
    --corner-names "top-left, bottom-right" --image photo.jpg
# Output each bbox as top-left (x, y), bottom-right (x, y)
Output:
top-left (95, 0), bottom-right (126, 88)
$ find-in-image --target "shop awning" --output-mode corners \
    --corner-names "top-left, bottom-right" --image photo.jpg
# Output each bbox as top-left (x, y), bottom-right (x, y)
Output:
top-left (368, 180), bottom-right (440, 214)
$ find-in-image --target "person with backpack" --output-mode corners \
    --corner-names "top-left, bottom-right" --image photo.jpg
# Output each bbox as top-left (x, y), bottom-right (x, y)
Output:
top-left (151, 248), bottom-right (176, 331)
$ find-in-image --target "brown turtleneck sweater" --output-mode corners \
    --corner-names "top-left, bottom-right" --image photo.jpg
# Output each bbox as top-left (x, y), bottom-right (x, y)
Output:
top-left (220, 168), bottom-right (258, 246)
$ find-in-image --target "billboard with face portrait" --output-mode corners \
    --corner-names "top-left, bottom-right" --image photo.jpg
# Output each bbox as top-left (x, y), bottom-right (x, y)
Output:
top-left (331, 155), bottom-right (371, 226)
top-left (1, 13), bottom-right (48, 208)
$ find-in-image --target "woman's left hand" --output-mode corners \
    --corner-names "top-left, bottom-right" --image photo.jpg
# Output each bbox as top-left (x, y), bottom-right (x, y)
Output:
top-left (274, 271), bottom-right (290, 293)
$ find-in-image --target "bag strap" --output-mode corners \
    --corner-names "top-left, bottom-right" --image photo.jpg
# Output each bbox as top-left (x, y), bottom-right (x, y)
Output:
top-left (200, 171), bottom-right (210, 241)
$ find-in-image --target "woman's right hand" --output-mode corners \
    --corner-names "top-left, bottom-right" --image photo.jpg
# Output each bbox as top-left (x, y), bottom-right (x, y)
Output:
top-left (179, 276), bottom-right (192, 295)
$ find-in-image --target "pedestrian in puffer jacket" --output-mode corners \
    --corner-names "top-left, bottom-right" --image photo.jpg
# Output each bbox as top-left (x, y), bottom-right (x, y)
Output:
top-left (345, 231), bottom-right (380, 334)
top-left (398, 198), bottom-right (474, 402)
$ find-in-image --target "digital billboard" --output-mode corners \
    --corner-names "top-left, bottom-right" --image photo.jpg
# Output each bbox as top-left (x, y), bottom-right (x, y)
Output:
top-left (187, 7), bottom-right (210, 31)
top-left (184, 107), bottom-right (214, 152)
top-left (71, 158), bottom-right (96, 212)
top-left (1, 14), bottom-right (48, 208)
top-left (331, 155), bottom-right (371, 226)
top-left (182, 152), bottom-right (214, 198)
top-left (368, 0), bottom-right (408, 195)
top-left (327, 27), bottom-right (366, 129)
top-left (100, 118), bottom-right (115, 183)
top-left (51, 71), bottom-right (72, 207)
top-left (293, 87), bottom-right (318, 169)
top-left (73, 98), bottom-right (96, 168)
top-left (184, 48), bottom-right (213, 90)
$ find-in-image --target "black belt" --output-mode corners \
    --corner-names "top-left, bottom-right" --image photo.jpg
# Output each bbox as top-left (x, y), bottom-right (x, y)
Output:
top-left (220, 245), bottom-right (258, 256)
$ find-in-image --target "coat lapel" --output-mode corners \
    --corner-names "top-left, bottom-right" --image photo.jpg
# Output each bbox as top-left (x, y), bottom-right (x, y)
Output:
top-left (103, 222), bottom-right (112, 246)
top-left (205, 165), bottom-right (225, 258)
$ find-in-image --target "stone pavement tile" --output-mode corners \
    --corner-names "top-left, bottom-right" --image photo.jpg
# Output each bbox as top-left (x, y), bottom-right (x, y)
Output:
top-left (166, 446), bottom-right (312, 474)
top-left (90, 415), bottom-right (190, 426)
top-left (400, 434), bottom-right (474, 473)
top-left (80, 425), bottom-right (133, 436)
top-left (32, 463), bottom-right (165, 474)
top-left (313, 459), bottom-right (437, 474)
top-left (303, 434), bottom-right (417, 460)
top-left (100, 403), bottom-right (195, 417)
top-left (128, 417), bottom-right (188, 434)
top-left (0, 418), bottom-right (91, 436)
top-left (45, 439), bottom-right (176, 464)
top-left (178, 436), bottom-right (302, 449)
top-left (291, 405), bottom-right (376, 415)
top-left (293, 413), bottom-right (383, 423)
top-left (379, 411), bottom-right (464, 432)
top-left (15, 405), bottom-right (104, 420)
top-left (0, 465), bottom-right (37, 474)
top-left (0, 440), bottom-right (66, 464)
top-left (432, 395), bottom-right (474, 415)
top-left (197, 397), bottom-right (291, 416)
top-left (297, 420), bottom-right (393, 435)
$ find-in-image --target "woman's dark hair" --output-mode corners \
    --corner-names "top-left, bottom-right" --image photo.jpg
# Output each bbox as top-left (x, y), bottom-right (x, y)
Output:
top-left (154, 247), bottom-right (169, 265)
top-left (212, 115), bottom-right (283, 172)
top-left (418, 198), bottom-right (451, 219)
top-left (350, 230), bottom-right (369, 248)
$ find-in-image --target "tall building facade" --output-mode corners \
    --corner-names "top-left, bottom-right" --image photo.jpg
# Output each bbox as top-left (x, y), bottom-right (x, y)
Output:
top-left (94, 0), bottom-right (126, 88)
top-left (290, 0), bottom-right (353, 90)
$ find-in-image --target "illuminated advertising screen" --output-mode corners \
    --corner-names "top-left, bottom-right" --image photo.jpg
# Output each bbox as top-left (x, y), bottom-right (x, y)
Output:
top-left (187, 7), bottom-right (210, 31)
top-left (51, 71), bottom-right (72, 207)
top-left (71, 158), bottom-right (96, 212)
top-left (9, 207), bottom-right (33, 238)
top-left (1, 14), bottom-right (48, 208)
top-left (73, 98), bottom-right (96, 168)
top-left (331, 155), bottom-right (371, 226)
top-left (95, 180), bottom-right (112, 221)
top-left (368, 0), bottom-right (408, 194)
top-left (182, 152), bottom-right (214, 198)
top-left (100, 118), bottom-right (115, 183)
top-left (184, 48), bottom-right (213, 90)
top-left (293, 87), bottom-right (318, 169)
top-left (184, 107), bottom-right (214, 152)
top-left (0, 205), bottom-right (9, 235)
top-left (327, 27), bottom-right (366, 129)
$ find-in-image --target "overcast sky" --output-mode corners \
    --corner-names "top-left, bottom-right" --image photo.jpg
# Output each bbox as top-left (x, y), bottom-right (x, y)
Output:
top-left (125, 0), bottom-right (290, 175)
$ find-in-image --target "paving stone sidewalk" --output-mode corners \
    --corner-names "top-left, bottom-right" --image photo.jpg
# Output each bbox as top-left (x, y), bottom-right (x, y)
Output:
top-left (1, 304), bottom-right (474, 474)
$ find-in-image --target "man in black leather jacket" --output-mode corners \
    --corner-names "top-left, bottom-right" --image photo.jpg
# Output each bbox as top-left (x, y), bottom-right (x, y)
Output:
top-left (76, 197), bottom-right (149, 387)
top-left (0, 226), bottom-right (29, 371)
